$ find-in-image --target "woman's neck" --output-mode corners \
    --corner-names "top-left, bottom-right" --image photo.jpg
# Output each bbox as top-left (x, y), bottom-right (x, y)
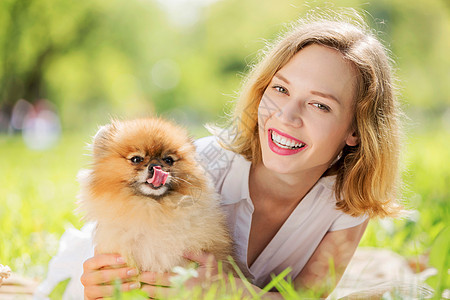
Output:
top-left (249, 162), bottom-right (324, 206)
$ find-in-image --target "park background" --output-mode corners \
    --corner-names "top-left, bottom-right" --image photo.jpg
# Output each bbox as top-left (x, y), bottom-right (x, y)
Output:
top-left (0, 0), bottom-right (448, 297)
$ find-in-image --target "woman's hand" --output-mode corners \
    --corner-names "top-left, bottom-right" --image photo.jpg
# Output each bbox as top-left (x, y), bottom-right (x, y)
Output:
top-left (81, 253), bottom-right (141, 299)
top-left (138, 252), bottom-right (220, 298)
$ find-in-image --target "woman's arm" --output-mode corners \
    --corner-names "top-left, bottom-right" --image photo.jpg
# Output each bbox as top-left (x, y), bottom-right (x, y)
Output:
top-left (293, 219), bottom-right (369, 296)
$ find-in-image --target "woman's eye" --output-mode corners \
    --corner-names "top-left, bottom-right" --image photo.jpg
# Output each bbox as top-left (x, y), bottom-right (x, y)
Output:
top-left (163, 156), bottom-right (174, 166)
top-left (312, 103), bottom-right (331, 111)
top-left (273, 85), bottom-right (289, 95)
top-left (130, 156), bottom-right (144, 164)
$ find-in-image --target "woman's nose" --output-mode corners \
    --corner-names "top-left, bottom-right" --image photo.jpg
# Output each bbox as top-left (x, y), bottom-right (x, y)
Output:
top-left (276, 100), bottom-right (303, 128)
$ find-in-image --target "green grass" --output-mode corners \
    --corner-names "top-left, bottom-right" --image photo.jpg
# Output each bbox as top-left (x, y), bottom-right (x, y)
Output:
top-left (0, 133), bottom-right (87, 279)
top-left (0, 127), bottom-right (448, 298)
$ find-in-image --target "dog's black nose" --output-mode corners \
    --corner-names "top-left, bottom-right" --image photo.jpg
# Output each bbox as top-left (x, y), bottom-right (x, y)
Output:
top-left (148, 164), bottom-right (161, 176)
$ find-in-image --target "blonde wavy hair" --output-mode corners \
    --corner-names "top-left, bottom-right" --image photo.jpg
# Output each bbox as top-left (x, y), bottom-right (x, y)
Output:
top-left (215, 11), bottom-right (403, 218)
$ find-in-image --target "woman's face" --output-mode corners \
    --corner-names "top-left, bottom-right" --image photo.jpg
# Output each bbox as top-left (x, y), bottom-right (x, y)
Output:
top-left (258, 44), bottom-right (359, 176)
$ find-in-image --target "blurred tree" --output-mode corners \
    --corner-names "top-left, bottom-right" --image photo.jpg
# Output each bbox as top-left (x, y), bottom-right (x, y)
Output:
top-left (0, 0), bottom-right (174, 130)
top-left (0, 0), bottom-right (99, 117)
top-left (0, 0), bottom-right (448, 131)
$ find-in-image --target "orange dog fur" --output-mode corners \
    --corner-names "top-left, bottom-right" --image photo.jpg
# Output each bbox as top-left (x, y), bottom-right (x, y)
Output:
top-left (77, 118), bottom-right (232, 273)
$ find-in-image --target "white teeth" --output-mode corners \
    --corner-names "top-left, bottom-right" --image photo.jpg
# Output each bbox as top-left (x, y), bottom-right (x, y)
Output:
top-left (271, 131), bottom-right (305, 149)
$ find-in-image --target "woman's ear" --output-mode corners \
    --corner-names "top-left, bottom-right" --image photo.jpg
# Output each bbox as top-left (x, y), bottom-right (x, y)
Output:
top-left (345, 131), bottom-right (359, 147)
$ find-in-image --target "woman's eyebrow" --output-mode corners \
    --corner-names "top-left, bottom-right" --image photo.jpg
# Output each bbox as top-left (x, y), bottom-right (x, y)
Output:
top-left (274, 73), bottom-right (290, 84)
top-left (274, 73), bottom-right (340, 104)
top-left (311, 90), bottom-right (340, 104)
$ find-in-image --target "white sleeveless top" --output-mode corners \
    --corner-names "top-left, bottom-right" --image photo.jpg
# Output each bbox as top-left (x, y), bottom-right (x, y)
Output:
top-left (194, 136), bottom-right (367, 287)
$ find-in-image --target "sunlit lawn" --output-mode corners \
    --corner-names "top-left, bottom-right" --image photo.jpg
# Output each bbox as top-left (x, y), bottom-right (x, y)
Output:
top-left (0, 126), bottom-right (448, 297)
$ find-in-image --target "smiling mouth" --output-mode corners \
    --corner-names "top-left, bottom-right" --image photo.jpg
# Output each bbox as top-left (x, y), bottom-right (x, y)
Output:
top-left (270, 129), bottom-right (306, 150)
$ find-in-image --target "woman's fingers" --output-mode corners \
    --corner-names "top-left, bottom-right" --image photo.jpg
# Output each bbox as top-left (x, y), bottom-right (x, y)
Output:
top-left (81, 265), bottom-right (139, 285)
top-left (140, 283), bottom-right (172, 299)
top-left (139, 271), bottom-right (173, 287)
top-left (138, 271), bottom-right (174, 299)
top-left (83, 253), bottom-right (126, 271)
top-left (184, 252), bottom-right (218, 280)
top-left (183, 251), bottom-right (215, 265)
top-left (81, 253), bottom-right (140, 299)
top-left (82, 254), bottom-right (137, 285)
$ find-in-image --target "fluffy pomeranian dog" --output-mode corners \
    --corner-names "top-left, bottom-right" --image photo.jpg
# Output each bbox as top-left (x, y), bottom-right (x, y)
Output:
top-left (77, 118), bottom-right (233, 273)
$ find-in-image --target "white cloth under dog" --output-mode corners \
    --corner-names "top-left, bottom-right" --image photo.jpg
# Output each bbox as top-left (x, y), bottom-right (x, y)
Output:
top-left (35, 135), bottom-right (367, 299)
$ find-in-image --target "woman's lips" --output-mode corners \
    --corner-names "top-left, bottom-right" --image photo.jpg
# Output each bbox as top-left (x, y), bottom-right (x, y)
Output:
top-left (267, 128), bottom-right (307, 156)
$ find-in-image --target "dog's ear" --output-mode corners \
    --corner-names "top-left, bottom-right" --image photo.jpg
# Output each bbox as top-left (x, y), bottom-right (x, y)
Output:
top-left (187, 135), bottom-right (196, 147)
top-left (177, 134), bottom-right (196, 154)
top-left (92, 123), bottom-right (116, 157)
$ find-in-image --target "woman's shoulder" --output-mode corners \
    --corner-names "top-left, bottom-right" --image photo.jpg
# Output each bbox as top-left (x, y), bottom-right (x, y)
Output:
top-left (316, 175), bottom-right (369, 231)
top-left (194, 136), bottom-right (237, 165)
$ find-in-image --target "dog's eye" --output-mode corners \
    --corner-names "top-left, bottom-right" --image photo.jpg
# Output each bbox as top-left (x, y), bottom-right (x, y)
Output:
top-left (162, 156), bottom-right (174, 166)
top-left (130, 156), bottom-right (144, 164)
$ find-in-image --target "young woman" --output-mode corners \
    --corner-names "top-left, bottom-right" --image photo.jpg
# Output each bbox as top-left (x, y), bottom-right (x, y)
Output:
top-left (79, 11), bottom-right (402, 299)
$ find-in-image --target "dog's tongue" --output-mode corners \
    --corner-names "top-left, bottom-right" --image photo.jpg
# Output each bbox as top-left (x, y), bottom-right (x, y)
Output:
top-left (147, 166), bottom-right (169, 187)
